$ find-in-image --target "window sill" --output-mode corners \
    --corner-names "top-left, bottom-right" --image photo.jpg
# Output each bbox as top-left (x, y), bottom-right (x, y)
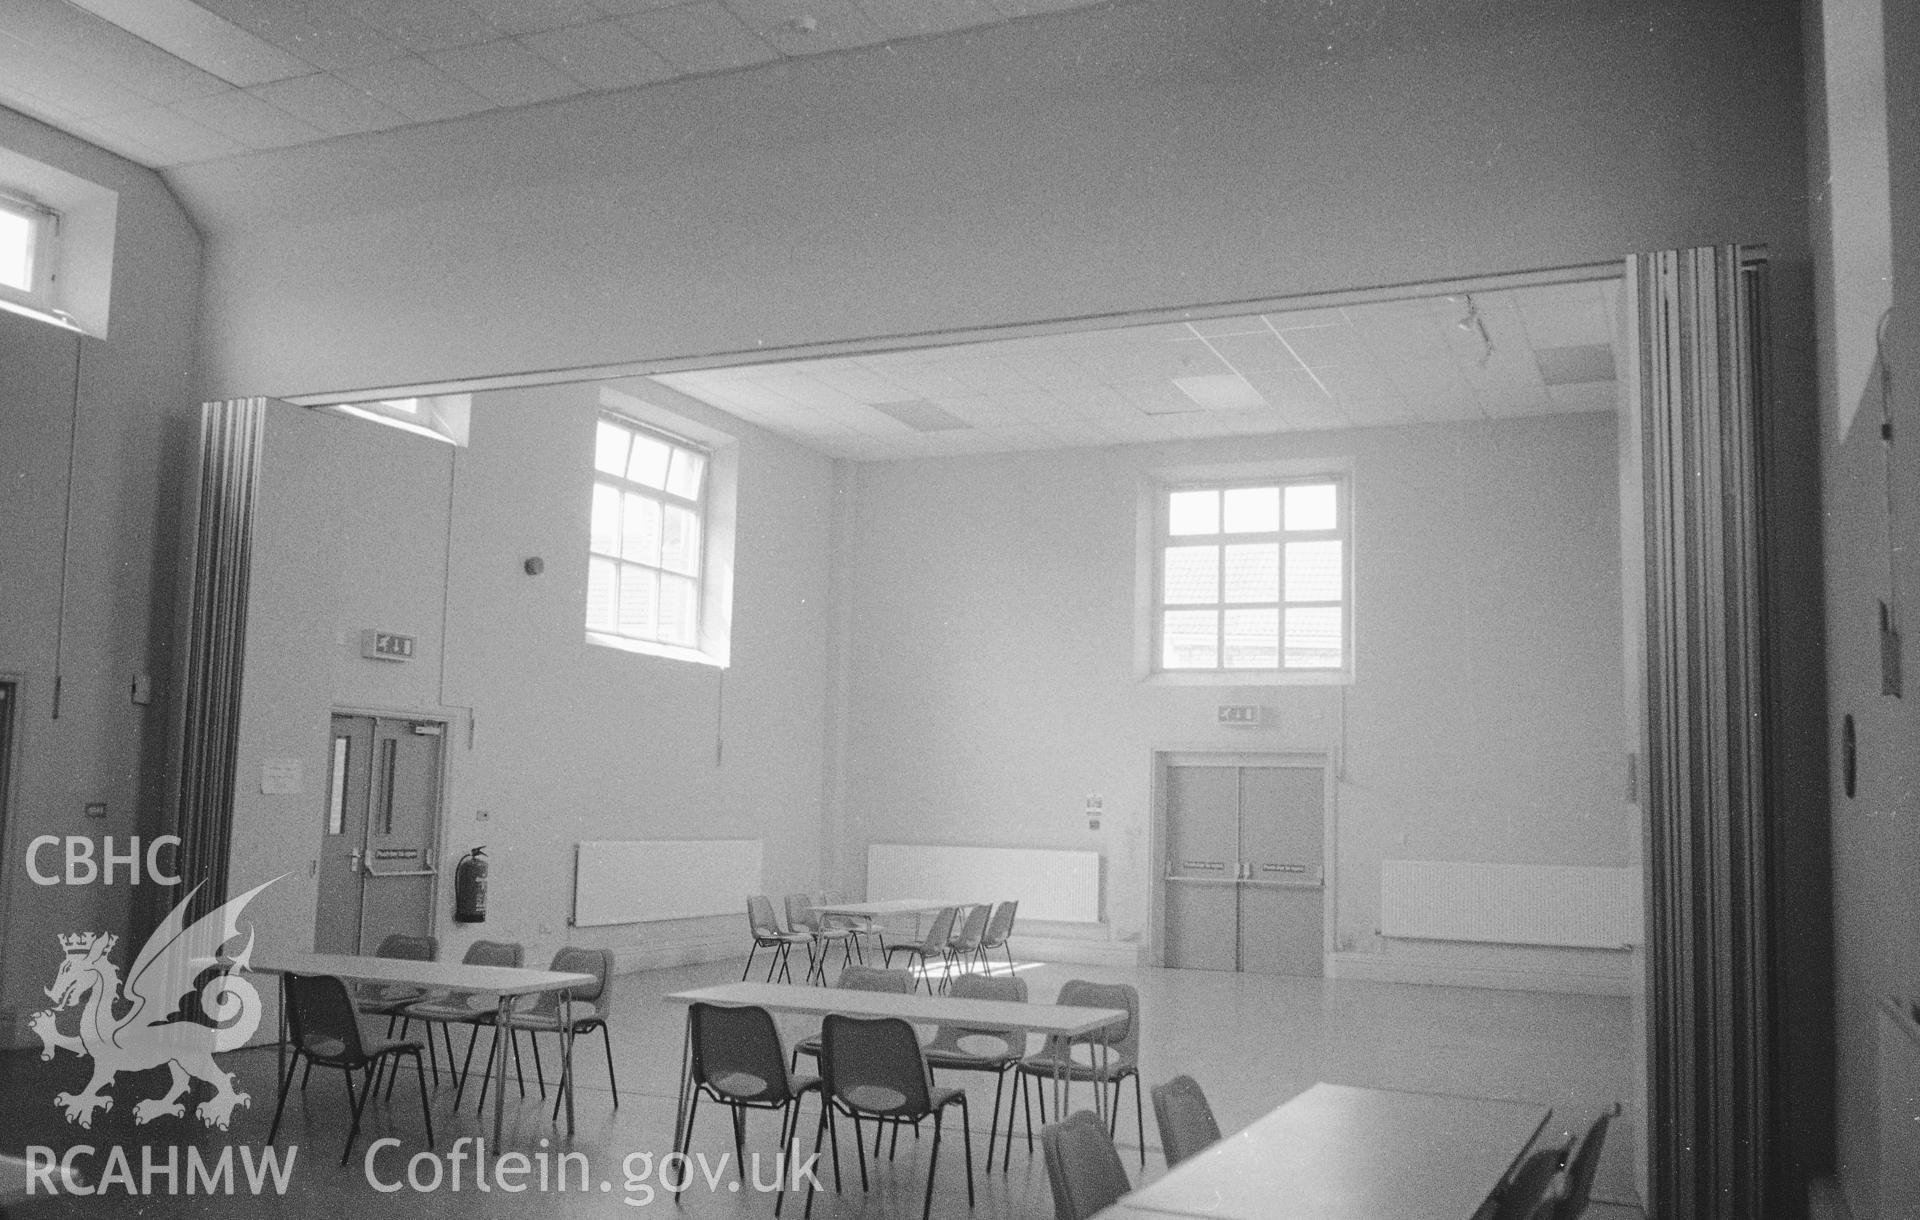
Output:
top-left (1139, 669), bottom-right (1352, 687)
top-left (585, 630), bottom-right (726, 669)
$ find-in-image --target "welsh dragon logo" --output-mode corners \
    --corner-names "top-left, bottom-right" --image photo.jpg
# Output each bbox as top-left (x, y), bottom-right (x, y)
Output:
top-left (30, 877), bottom-right (279, 1130)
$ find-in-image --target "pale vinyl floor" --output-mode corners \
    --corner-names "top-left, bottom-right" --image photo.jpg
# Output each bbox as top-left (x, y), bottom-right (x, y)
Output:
top-left (2, 954), bottom-right (1643, 1219)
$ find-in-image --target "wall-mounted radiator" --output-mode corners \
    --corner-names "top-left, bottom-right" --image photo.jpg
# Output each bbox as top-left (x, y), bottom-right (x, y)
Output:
top-left (571, 839), bottom-right (762, 927)
top-left (867, 843), bottom-right (1101, 923)
top-left (1380, 859), bottom-right (1632, 949)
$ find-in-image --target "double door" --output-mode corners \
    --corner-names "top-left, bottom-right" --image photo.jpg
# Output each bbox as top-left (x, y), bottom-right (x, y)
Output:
top-left (1163, 754), bottom-right (1325, 975)
top-left (314, 713), bottom-right (443, 955)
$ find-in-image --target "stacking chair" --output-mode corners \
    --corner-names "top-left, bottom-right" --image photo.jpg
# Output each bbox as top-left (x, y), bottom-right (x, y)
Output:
top-left (502, 946), bottom-right (618, 1119)
top-left (400, 939), bottom-right (527, 1110)
top-left (1149, 1074), bottom-right (1221, 1166)
top-left (922, 973), bottom-right (1029, 1172)
top-left (883, 905), bottom-right (960, 993)
top-left (1556, 1103), bottom-right (1619, 1219)
top-left (976, 900), bottom-right (1017, 973)
top-left (806, 1014), bottom-right (973, 1220)
top-left (1474, 1136), bottom-right (1572, 1220)
top-left (354, 934), bottom-right (438, 1027)
top-left (681, 1003), bottom-right (821, 1216)
top-left (745, 895), bottom-right (814, 984)
top-left (789, 965), bottom-right (915, 1072)
top-left (818, 894), bottom-right (886, 963)
top-left (268, 973), bottom-right (433, 1165)
top-left (1017, 980), bottom-right (1145, 1164)
top-left (1039, 1109), bottom-right (1131, 1220)
top-left (786, 894), bottom-right (856, 983)
top-left (944, 904), bottom-right (990, 980)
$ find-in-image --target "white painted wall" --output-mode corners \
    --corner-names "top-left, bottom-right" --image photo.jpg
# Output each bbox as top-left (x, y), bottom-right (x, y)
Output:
top-left (175, 0), bottom-right (1810, 402)
top-left (0, 111), bottom-right (201, 1044)
top-left (836, 411), bottom-right (1629, 987)
top-left (229, 383), bottom-right (836, 1002)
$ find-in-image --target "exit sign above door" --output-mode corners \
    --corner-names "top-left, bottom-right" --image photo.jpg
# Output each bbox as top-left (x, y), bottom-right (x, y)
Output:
top-left (1217, 704), bottom-right (1267, 727)
top-left (360, 630), bottom-right (416, 661)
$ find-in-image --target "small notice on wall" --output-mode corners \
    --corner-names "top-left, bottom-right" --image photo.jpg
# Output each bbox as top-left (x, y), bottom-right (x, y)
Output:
top-left (261, 758), bottom-right (303, 795)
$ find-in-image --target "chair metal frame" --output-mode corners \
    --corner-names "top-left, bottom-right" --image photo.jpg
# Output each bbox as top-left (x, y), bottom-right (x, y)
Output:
top-left (267, 972), bottom-right (434, 1165)
top-left (785, 893), bottom-right (856, 984)
top-left (1017, 979), bottom-right (1146, 1164)
top-left (922, 973), bottom-right (1030, 1173)
top-left (680, 1002), bottom-right (821, 1217)
top-left (806, 1013), bottom-right (973, 1220)
top-left (883, 905), bottom-right (961, 993)
top-left (501, 946), bottom-right (619, 1121)
top-left (745, 895), bottom-right (814, 984)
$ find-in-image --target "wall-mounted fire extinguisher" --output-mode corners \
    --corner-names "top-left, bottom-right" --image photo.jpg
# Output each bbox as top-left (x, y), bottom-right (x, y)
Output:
top-left (453, 846), bottom-right (488, 924)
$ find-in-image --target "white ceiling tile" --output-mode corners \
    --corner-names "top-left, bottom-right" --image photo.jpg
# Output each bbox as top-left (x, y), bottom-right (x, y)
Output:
top-left (988, 0), bottom-right (1103, 14)
top-left (589, 0), bottom-right (688, 14)
top-left (1313, 362), bottom-right (1397, 403)
top-left (1205, 331), bottom-right (1304, 374)
top-left (808, 362), bottom-right (908, 401)
top-left (337, 0), bottom-right (503, 53)
top-left (1519, 302), bottom-right (1612, 350)
top-left (63, 115), bottom-right (169, 164)
top-left (67, 0), bottom-right (314, 85)
top-left (1037, 418), bottom-right (1116, 447)
top-left (0, 31), bottom-right (161, 118)
top-left (1112, 378), bottom-right (1200, 416)
top-left (334, 56), bottom-right (495, 122)
top-left (195, 0), bottom-right (407, 72)
top-left (521, 20), bottom-right (675, 89)
top-left (725, 0), bottom-right (883, 55)
top-left (79, 103), bottom-right (249, 164)
top-left (933, 395), bottom-right (1025, 427)
top-left (1074, 338), bottom-right (1226, 383)
top-left (1243, 369), bottom-right (1334, 414)
top-left (248, 72), bottom-right (409, 135)
top-left (1350, 313), bottom-right (1454, 365)
top-left (171, 88), bottom-right (329, 149)
top-left (1185, 315), bottom-right (1270, 338)
top-left (1276, 323), bottom-right (1374, 370)
top-left (854, 0), bottom-right (999, 39)
top-left (620, 2), bottom-right (776, 72)
top-left (1342, 397), bottom-right (1416, 429)
top-left (426, 38), bottom-right (589, 106)
top-left (1172, 373), bottom-right (1266, 412)
top-left (1261, 306), bottom-right (1351, 331)
top-left (3, 0), bottom-right (231, 104)
top-left (462, 0), bottom-right (613, 36)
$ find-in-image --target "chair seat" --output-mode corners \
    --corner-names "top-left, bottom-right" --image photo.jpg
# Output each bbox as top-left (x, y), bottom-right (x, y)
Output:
top-left (1018, 1052), bottom-right (1137, 1082)
top-left (356, 982), bottom-right (429, 1010)
top-left (363, 1035), bottom-right (425, 1060)
top-left (503, 1007), bottom-right (605, 1034)
top-left (403, 995), bottom-right (502, 1023)
top-left (759, 931), bottom-right (813, 945)
top-left (809, 926), bottom-right (855, 940)
top-left (924, 1044), bottom-right (1021, 1070)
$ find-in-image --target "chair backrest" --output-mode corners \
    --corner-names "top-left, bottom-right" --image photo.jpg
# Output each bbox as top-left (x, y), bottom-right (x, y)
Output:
top-left (917, 906), bottom-right (959, 952)
top-left (1041, 1109), bottom-right (1132, 1220)
top-left (747, 894), bottom-right (786, 937)
top-left (374, 933), bottom-right (437, 962)
top-left (835, 964), bottom-right (916, 994)
top-left (1150, 1075), bottom-right (1221, 1166)
top-left (1052, 979), bottom-right (1141, 1067)
top-left (981, 900), bottom-right (1017, 948)
top-left (285, 973), bottom-right (370, 1067)
top-left (519, 945), bottom-right (614, 1020)
top-left (1557, 1106), bottom-right (1616, 1218)
top-left (1491, 1143), bottom-right (1572, 1220)
top-left (784, 894), bottom-right (821, 934)
top-left (949, 903), bottom-right (990, 952)
top-left (691, 1002), bottom-right (797, 1104)
top-left (821, 1014), bottom-right (933, 1119)
top-left (461, 939), bottom-right (523, 968)
top-left (925, 974), bottom-right (1028, 1058)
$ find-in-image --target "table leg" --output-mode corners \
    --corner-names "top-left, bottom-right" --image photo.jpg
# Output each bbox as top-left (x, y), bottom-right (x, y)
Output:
top-left (274, 974), bottom-right (287, 1099)
top-left (670, 1011), bottom-right (694, 1153)
top-left (491, 994), bottom-right (508, 1148)
top-left (558, 988), bottom-right (577, 1136)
